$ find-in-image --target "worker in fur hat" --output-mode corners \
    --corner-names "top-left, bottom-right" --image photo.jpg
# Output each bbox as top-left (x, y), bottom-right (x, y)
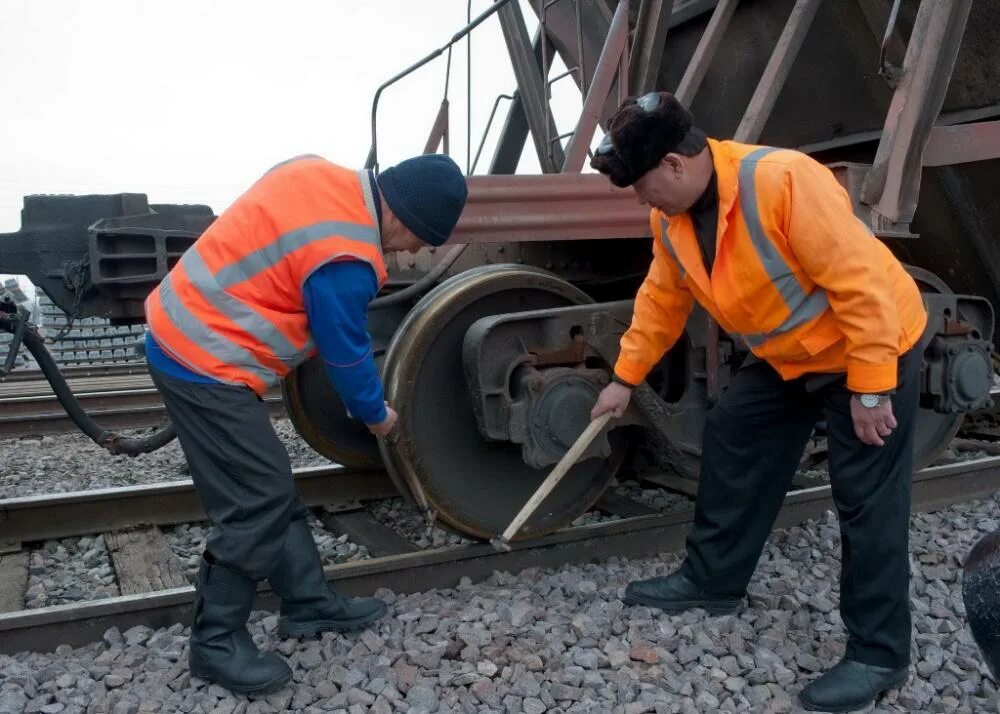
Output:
top-left (589, 91), bottom-right (927, 712)
top-left (144, 153), bottom-right (467, 695)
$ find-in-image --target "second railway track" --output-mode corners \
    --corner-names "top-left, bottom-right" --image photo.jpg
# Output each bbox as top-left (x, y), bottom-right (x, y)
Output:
top-left (1, 453), bottom-right (998, 656)
top-left (0, 372), bottom-right (284, 438)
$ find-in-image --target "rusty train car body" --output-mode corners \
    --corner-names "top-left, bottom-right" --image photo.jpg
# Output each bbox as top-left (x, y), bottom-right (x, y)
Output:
top-left (3, 0), bottom-right (1000, 540)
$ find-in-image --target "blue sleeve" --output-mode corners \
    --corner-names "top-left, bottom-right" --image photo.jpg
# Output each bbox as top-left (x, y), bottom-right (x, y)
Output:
top-left (303, 261), bottom-right (387, 425)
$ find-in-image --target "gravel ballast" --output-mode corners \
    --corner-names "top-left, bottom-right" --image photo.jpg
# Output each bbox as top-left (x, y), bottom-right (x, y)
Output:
top-left (15, 480), bottom-right (687, 609)
top-left (24, 536), bottom-right (119, 609)
top-left (364, 480), bottom-right (693, 551)
top-left (0, 418), bottom-right (329, 498)
top-left (165, 517), bottom-right (370, 584)
top-left (2, 493), bottom-right (996, 713)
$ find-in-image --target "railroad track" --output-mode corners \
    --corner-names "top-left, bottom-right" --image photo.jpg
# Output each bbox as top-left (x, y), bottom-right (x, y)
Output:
top-left (0, 373), bottom-right (284, 438)
top-left (1, 452), bottom-right (998, 655)
top-left (0, 464), bottom-right (396, 545)
top-left (1, 363), bottom-right (151, 382)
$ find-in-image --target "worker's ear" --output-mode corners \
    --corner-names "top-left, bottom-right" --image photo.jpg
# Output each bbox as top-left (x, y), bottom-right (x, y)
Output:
top-left (662, 153), bottom-right (685, 177)
top-left (404, 232), bottom-right (425, 253)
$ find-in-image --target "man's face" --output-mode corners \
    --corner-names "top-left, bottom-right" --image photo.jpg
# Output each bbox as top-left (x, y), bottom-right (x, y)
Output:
top-left (632, 154), bottom-right (699, 216)
top-left (381, 207), bottom-right (429, 254)
top-left (384, 229), bottom-right (425, 254)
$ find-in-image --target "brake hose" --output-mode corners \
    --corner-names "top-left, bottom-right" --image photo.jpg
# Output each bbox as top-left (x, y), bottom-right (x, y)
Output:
top-left (3, 316), bottom-right (177, 456)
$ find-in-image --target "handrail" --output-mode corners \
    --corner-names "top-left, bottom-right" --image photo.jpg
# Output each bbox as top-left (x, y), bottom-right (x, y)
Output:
top-left (366, 0), bottom-right (517, 175)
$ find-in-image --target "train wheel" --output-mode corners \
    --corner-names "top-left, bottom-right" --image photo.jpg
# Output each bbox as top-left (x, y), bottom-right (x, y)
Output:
top-left (802, 268), bottom-right (963, 473)
top-left (282, 356), bottom-right (382, 468)
top-left (907, 266), bottom-right (965, 470)
top-left (913, 402), bottom-right (963, 471)
top-left (378, 264), bottom-right (629, 541)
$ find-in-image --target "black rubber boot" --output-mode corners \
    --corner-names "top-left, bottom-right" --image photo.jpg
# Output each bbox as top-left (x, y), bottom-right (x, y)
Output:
top-left (268, 517), bottom-right (387, 638)
top-left (798, 658), bottom-right (909, 712)
top-left (622, 570), bottom-right (742, 614)
top-left (188, 556), bottom-right (291, 695)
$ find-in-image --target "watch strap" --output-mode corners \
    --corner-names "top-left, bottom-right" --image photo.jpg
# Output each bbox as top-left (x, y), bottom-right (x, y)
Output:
top-left (612, 373), bottom-right (638, 389)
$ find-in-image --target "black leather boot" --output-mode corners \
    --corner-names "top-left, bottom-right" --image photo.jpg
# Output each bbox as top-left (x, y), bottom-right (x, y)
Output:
top-left (268, 517), bottom-right (387, 638)
top-left (188, 556), bottom-right (291, 695)
top-left (798, 658), bottom-right (909, 712)
top-left (622, 570), bottom-right (742, 614)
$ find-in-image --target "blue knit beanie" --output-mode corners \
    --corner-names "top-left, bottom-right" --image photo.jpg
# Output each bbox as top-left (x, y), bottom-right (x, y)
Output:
top-left (377, 154), bottom-right (468, 246)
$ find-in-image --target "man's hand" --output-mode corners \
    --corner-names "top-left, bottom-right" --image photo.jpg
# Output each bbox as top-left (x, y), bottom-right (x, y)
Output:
top-left (591, 382), bottom-right (633, 420)
top-left (368, 406), bottom-right (398, 438)
top-left (850, 395), bottom-right (896, 446)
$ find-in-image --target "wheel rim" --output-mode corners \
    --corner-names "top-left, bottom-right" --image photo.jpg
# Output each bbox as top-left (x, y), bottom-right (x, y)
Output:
top-left (379, 264), bottom-right (628, 541)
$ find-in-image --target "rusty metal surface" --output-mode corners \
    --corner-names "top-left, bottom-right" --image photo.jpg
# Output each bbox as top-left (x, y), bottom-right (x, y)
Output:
top-left (450, 174), bottom-right (648, 244)
top-left (530, 333), bottom-right (587, 366)
top-left (422, 98), bottom-right (450, 155)
top-left (628, 0), bottom-right (674, 95)
top-left (488, 27), bottom-right (551, 174)
top-left (856, 0), bottom-right (907, 86)
top-left (650, 0), bottom-right (1000, 150)
top-left (795, 104), bottom-right (1000, 156)
top-left (862, 0), bottom-right (973, 224)
top-left (673, 0), bottom-right (738, 107)
top-left (0, 465), bottom-right (394, 545)
top-left (923, 120), bottom-right (1000, 168)
top-left (534, 0), bottom-right (622, 128)
top-left (733, 0), bottom-right (822, 143)
top-left (562, 0), bottom-right (631, 172)
top-left (668, 0), bottom-right (719, 26)
top-left (615, 30), bottom-right (628, 107)
top-left (463, 300), bottom-right (635, 468)
top-left (379, 265), bottom-right (627, 539)
top-left (4, 455), bottom-right (998, 655)
top-left (497, 0), bottom-right (564, 172)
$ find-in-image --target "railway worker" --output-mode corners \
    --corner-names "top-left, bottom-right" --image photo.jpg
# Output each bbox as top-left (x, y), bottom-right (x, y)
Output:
top-left (589, 91), bottom-right (927, 712)
top-left (142, 152), bottom-right (468, 695)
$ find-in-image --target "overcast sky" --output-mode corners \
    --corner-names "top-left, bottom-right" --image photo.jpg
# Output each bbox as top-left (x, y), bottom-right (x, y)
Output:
top-left (0, 1), bottom-right (595, 236)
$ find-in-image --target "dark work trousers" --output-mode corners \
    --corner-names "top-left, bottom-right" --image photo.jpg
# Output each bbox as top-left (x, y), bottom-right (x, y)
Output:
top-left (149, 366), bottom-right (310, 581)
top-left (679, 347), bottom-right (921, 669)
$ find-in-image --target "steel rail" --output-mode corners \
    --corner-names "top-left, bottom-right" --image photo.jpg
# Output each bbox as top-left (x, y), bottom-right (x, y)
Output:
top-left (0, 363), bottom-right (149, 383)
top-left (0, 379), bottom-right (284, 438)
top-left (2, 456), bottom-right (998, 655)
top-left (0, 465), bottom-right (396, 545)
top-left (2, 377), bottom-right (157, 398)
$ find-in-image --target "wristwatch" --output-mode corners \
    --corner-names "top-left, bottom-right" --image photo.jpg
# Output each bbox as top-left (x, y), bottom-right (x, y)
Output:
top-left (857, 393), bottom-right (890, 408)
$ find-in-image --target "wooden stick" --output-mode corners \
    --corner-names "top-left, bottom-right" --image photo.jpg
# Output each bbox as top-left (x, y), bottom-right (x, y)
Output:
top-left (491, 412), bottom-right (614, 551)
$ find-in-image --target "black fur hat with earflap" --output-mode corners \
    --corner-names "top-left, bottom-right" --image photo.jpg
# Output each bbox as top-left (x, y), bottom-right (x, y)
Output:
top-left (591, 91), bottom-right (694, 187)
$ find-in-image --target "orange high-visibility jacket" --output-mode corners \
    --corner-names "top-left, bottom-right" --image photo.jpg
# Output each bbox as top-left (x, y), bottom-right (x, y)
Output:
top-left (615, 139), bottom-right (927, 394)
top-left (145, 156), bottom-right (388, 395)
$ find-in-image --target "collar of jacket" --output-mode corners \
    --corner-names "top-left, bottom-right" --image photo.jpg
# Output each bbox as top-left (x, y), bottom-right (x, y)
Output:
top-left (655, 137), bottom-right (742, 298)
top-left (710, 138), bottom-right (740, 240)
top-left (365, 169), bottom-right (383, 234)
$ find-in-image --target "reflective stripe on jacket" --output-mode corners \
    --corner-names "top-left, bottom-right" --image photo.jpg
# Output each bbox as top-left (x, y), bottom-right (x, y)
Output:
top-left (614, 139), bottom-right (927, 394)
top-left (145, 156), bottom-right (388, 395)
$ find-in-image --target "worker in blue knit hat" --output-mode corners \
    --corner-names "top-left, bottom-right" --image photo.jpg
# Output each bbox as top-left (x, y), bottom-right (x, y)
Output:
top-left (145, 152), bottom-right (467, 695)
